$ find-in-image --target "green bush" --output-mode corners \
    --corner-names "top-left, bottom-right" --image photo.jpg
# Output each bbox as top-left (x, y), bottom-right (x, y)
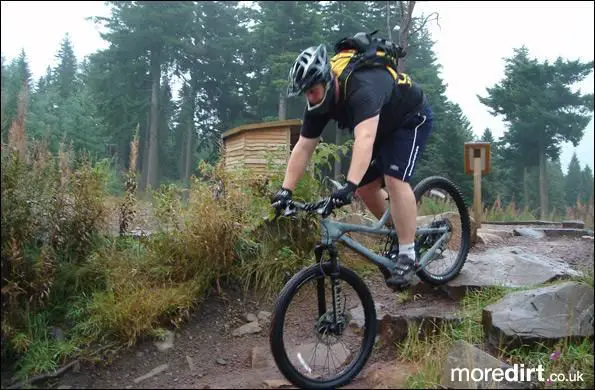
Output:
top-left (1, 140), bottom-right (110, 379)
top-left (1, 134), bottom-right (353, 382)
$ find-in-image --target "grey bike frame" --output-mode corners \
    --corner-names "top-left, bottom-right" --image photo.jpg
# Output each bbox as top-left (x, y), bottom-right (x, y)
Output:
top-left (319, 206), bottom-right (450, 272)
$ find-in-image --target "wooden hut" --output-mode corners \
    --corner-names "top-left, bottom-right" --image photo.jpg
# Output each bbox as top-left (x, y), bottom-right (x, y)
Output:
top-left (221, 119), bottom-right (302, 176)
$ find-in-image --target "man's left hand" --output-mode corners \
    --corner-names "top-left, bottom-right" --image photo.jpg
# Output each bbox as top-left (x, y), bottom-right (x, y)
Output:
top-left (330, 181), bottom-right (357, 208)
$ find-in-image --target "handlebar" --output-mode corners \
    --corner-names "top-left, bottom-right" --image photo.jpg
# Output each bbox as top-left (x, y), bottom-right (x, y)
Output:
top-left (272, 178), bottom-right (345, 220)
top-left (274, 197), bottom-right (335, 220)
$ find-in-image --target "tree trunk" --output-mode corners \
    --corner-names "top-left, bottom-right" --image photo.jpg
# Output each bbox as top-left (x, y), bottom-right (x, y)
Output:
top-left (146, 51), bottom-right (161, 191)
top-left (184, 81), bottom-right (198, 186)
top-left (397, 1), bottom-right (416, 73)
top-left (539, 147), bottom-right (548, 219)
top-left (140, 109), bottom-right (151, 193)
top-left (523, 166), bottom-right (529, 212)
top-left (184, 116), bottom-right (193, 185)
top-left (278, 91), bottom-right (287, 121)
top-left (386, 1), bottom-right (392, 40)
top-left (178, 126), bottom-right (185, 180)
top-left (117, 137), bottom-right (128, 171)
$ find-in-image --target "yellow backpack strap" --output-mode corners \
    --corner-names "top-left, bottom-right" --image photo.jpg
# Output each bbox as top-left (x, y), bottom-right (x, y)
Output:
top-left (330, 50), bottom-right (359, 100)
top-left (330, 49), bottom-right (412, 98)
top-left (396, 72), bottom-right (412, 86)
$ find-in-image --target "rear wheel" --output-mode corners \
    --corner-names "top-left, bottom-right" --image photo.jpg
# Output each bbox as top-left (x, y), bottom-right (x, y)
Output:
top-left (413, 176), bottom-right (471, 285)
top-left (269, 262), bottom-right (377, 389)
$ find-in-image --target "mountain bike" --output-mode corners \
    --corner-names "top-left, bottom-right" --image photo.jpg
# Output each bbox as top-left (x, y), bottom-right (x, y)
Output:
top-left (269, 175), bottom-right (471, 389)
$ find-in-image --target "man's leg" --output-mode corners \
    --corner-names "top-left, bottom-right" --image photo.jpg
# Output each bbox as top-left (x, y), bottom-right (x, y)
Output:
top-left (356, 178), bottom-right (386, 221)
top-left (385, 175), bottom-right (417, 244)
top-left (354, 155), bottom-right (393, 226)
top-left (382, 107), bottom-right (433, 287)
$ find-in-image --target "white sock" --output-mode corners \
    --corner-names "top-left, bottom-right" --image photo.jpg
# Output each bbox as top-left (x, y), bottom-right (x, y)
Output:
top-left (399, 242), bottom-right (416, 260)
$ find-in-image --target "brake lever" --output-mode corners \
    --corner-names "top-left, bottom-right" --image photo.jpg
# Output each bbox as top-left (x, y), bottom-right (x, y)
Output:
top-left (283, 206), bottom-right (297, 217)
top-left (317, 198), bottom-right (334, 218)
top-left (328, 178), bottom-right (343, 191)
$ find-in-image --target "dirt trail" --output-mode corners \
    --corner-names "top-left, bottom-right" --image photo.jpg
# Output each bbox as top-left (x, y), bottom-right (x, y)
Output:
top-left (51, 269), bottom-right (443, 389)
top-left (25, 225), bottom-right (595, 389)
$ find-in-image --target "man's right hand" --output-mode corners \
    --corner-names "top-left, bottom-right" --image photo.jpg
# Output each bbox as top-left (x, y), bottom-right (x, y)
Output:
top-left (271, 187), bottom-right (292, 211)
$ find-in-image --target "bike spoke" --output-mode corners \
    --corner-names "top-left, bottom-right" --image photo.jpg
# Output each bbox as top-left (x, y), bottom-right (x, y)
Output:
top-left (279, 273), bottom-right (366, 381)
top-left (413, 177), bottom-right (471, 284)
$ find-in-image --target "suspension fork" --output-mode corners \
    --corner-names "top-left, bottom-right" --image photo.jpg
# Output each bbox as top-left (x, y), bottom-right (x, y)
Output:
top-left (314, 244), bottom-right (326, 318)
top-left (315, 244), bottom-right (341, 323)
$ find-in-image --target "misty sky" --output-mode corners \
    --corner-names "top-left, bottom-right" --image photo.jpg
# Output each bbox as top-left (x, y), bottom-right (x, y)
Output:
top-left (1, 1), bottom-right (593, 173)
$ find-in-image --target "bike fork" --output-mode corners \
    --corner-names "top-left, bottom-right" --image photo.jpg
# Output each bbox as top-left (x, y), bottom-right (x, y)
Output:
top-left (315, 244), bottom-right (342, 324)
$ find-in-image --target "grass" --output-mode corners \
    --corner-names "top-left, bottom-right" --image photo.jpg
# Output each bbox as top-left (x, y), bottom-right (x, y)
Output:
top-left (1, 95), bottom-right (592, 385)
top-left (482, 196), bottom-right (594, 229)
top-left (398, 276), bottom-right (594, 389)
top-left (0, 111), bottom-right (343, 383)
top-left (6, 311), bottom-right (80, 380)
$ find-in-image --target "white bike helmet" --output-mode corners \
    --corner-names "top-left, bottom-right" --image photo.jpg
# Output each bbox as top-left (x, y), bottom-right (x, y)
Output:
top-left (287, 44), bottom-right (332, 98)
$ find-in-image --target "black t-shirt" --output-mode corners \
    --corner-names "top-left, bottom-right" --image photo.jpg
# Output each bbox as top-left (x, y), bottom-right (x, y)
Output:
top-left (300, 67), bottom-right (425, 139)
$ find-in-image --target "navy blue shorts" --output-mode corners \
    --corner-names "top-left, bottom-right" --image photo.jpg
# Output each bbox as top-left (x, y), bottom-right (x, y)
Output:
top-left (360, 103), bottom-right (433, 186)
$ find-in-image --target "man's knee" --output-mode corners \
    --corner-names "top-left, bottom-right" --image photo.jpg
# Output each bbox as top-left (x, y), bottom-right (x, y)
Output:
top-left (385, 175), bottom-right (414, 193)
top-left (355, 178), bottom-right (382, 197)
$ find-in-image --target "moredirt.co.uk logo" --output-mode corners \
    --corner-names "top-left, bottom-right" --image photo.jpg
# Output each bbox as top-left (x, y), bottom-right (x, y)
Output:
top-left (450, 363), bottom-right (584, 384)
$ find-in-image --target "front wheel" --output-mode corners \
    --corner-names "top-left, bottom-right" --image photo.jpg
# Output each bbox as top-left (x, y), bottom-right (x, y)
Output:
top-left (269, 262), bottom-right (377, 389)
top-left (413, 176), bottom-right (471, 285)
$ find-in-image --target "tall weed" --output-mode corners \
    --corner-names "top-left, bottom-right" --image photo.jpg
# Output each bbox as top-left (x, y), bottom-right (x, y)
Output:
top-left (1, 118), bottom-right (352, 382)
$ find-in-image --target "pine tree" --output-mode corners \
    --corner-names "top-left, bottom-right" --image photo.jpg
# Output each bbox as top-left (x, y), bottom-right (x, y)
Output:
top-left (565, 152), bottom-right (583, 206)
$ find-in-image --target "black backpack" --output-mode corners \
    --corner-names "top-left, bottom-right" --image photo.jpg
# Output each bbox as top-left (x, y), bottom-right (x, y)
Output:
top-left (330, 30), bottom-right (411, 100)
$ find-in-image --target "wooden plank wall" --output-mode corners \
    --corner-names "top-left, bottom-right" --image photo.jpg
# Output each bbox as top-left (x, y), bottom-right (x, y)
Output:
top-left (224, 134), bottom-right (245, 170)
top-left (224, 126), bottom-right (296, 177)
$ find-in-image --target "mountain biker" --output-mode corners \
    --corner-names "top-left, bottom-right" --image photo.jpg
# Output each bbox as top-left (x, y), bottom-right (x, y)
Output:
top-left (271, 43), bottom-right (434, 289)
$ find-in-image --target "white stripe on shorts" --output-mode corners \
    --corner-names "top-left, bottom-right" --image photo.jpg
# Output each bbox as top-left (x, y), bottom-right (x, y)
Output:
top-left (402, 114), bottom-right (427, 180)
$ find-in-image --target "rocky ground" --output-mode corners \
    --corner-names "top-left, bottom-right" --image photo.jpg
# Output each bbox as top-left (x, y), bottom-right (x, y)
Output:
top-left (6, 221), bottom-right (594, 390)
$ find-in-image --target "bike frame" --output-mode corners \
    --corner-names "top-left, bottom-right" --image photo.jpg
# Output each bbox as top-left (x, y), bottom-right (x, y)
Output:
top-left (315, 205), bottom-right (450, 273)
top-left (306, 202), bottom-right (451, 328)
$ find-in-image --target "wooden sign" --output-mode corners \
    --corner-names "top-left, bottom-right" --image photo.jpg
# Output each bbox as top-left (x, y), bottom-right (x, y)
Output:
top-left (464, 142), bottom-right (491, 175)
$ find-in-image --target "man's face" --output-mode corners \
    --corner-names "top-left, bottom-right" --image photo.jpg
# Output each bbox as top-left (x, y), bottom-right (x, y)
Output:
top-left (305, 83), bottom-right (326, 106)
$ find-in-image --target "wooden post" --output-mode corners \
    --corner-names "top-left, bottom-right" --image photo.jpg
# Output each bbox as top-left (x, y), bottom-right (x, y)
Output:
top-left (465, 141), bottom-right (490, 228)
top-left (473, 148), bottom-right (482, 228)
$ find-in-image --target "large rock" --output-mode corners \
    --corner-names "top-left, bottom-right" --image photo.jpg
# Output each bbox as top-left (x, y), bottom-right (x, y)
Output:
top-left (440, 340), bottom-right (533, 389)
top-left (483, 220), bottom-right (556, 226)
top-left (482, 282), bottom-right (594, 349)
top-left (378, 303), bottom-right (461, 347)
top-left (562, 220), bottom-right (585, 229)
top-left (232, 321), bottom-right (261, 337)
top-left (512, 228), bottom-right (545, 239)
top-left (349, 301), bottom-right (460, 347)
top-left (349, 302), bottom-right (385, 333)
top-left (477, 228), bottom-right (513, 239)
top-left (537, 228), bottom-right (594, 238)
top-left (476, 232), bottom-right (505, 245)
top-left (474, 226), bottom-right (514, 246)
top-left (443, 246), bottom-right (581, 299)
